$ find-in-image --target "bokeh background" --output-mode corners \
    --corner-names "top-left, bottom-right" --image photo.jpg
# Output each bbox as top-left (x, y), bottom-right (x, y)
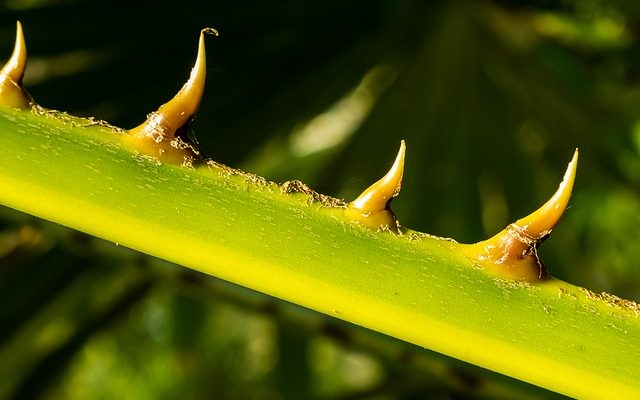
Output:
top-left (1, 0), bottom-right (639, 399)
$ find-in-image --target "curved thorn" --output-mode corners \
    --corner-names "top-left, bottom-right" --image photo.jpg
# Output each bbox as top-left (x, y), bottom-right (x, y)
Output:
top-left (462, 149), bottom-right (579, 281)
top-left (1, 21), bottom-right (27, 84)
top-left (351, 140), bottom-right (406, 213)
top-left (0, 21), bottom-right (30, 108)
top-left (130, 28), bottom-right (217, 139)
top-left (513, 148), bottom-right (578, 238)
top-left (126, 28), bottom-right (217, 165)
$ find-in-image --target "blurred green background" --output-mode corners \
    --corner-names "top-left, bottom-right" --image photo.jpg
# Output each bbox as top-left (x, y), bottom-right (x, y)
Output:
top-left (1, 0), bottom-right (639, 398)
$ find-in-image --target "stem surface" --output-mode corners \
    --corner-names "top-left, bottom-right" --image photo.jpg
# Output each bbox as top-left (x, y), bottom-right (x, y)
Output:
top-left (0, 108), bottom-right (638, 399)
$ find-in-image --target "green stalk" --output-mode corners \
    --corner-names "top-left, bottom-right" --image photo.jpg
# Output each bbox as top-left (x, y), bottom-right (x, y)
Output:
top-left (0, 107), bottom-right (638, 399)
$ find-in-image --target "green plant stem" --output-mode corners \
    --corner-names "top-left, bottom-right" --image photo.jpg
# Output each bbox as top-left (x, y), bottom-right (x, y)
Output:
top-left (0, 108), bottom-right (638, 399)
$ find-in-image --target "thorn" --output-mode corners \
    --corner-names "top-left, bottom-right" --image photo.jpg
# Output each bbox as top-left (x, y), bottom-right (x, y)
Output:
top-left (0, 21), bottom-right (31, 108)
top-left (352, 140), bottom-right (406, 212)
top-left (1, 21), bottom-right (27, 84)
top-left (347, 140), bottom-right (405, 231)
top-left (513, 148), bottom-right (578, 238)
top-left (462, 149), bottom-right (579, 281)
top-left (127, 28), bottom-right (218, 165)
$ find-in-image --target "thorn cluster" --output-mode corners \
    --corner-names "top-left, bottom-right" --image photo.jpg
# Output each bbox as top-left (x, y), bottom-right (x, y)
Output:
top-left (0, 22), bottom-right (580, 282)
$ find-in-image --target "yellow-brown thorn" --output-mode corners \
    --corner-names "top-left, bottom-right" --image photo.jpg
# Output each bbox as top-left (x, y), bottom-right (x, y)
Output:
top-left (0, 21), bottom-right (31, 109)
top-left (347, 140), bottom-right (406, 231)
top-left (127, 28), bottom-right (218, 166)
top-left (462, 149), bottom-right (579, 281)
